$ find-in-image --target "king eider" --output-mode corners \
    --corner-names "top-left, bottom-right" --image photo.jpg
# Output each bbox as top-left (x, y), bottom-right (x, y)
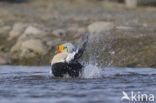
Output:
top-left (51, 38), bottom-right (88, 78)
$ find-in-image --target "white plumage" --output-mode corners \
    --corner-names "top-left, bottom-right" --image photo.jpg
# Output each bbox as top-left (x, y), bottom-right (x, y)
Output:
top-left (51, 35), bottom-right (88, 65)
top-left (50, 35), bottom-right (89, 77)
top-left (64, 37), bottom-right (88, 63)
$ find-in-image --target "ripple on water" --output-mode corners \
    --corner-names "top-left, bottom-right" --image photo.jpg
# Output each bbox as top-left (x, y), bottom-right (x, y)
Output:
top-left (0, 66), bottom-right (156, 103)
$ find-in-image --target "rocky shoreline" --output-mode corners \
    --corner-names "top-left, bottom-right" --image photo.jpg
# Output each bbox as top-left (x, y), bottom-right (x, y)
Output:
top-left (0, 0), bottom-right (156, 67)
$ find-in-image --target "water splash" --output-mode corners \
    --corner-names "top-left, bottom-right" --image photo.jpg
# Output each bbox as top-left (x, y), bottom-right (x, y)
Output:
top-left (79, 33), bottom-right (107, 78)
top-left (79, 33), bottom-right (111, 78)
top-left (83, 32), bottom-right (115, 67)
top-left (81, 64), bottom-right (102, 79)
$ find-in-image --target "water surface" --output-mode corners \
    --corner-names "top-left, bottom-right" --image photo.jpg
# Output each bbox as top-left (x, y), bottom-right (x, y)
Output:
top-left (0, 65), bottom-right (156, 103)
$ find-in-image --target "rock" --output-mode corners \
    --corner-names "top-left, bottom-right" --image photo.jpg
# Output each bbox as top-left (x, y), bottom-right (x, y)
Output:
top-left (52, 29), bottom-right (66, 37)
top-left (0, 57), bottom-right (7, 65)
top-left (0, 46), bottom-right (9, 52)
top-left (0, 46), bottom-right (4, 51)
top-left (10, 25), bottom-right (48, 55)
top-left (24, 26), bottom-right (45, 36)
top-left (46, 40), bottom-right (60, 48)
top-left (0, 47), bottom-right (2, 52)
top-left (8, 23), bottom-right (27, 40)
top-left (88, 21), bottom-right (115, 33)
top-left (143, 23), bottom-right (148, 27)
top-left (73, 38), bottom-right (83, 46)
top-left (10, 42), bottom-right (22, 53)
top-left (0, 26), bottom-right (11, 35)
top-left (18, 25), bottom-right (46, 41)
top-left (125, 0), bottom-right (137, 8)
top-left (77, 27), bottom-right (87, 34)
top-left (0, 20), bottom-right (3, 25)
top-left (73, 27), bottom-right (87, 38)
top-left (20, 48), bottom-right (36, 58)
top-left (116, 26), bottom-right (133, 30)
top-left (67, 26), bottom-right (77, 33)
top-left (21, 39), bottom-right (48, 55)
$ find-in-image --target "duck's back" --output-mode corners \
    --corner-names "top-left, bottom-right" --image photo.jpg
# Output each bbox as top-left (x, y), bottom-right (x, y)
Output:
top-left (51, 52), bottom-right (69, 65)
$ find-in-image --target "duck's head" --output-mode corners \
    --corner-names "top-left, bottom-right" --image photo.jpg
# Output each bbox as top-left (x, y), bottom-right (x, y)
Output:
top-left (56, 43), bottom-right (76, 53)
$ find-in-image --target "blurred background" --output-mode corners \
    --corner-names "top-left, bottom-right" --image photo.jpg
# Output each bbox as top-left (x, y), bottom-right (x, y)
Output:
top-left (0, 0), bottom-right (156, 67)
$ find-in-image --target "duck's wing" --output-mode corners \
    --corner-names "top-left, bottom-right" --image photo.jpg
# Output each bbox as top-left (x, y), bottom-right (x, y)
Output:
top-left (65, 35), bottom-right (89, 63)
top-left (74, 36), bottom-right (88, 60)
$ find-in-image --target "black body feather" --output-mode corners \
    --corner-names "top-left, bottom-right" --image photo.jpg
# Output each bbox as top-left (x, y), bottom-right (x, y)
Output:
top-left (52, 62), bottom-right (83, 77)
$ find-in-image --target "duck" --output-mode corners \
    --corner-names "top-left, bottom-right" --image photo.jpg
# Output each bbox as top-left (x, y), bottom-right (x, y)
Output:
top-left (50, 38), bottom-right (88, 78)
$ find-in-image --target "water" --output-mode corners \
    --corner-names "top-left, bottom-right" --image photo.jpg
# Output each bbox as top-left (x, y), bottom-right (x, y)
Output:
top-left (0, 65), bottom-right (156, 103)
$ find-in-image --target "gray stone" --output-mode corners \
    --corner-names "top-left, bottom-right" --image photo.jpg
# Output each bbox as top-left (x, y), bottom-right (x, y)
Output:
top-left (77, 27), bottom-right (87, 34)
top-left (18, 25), bottom-right (46, 41)
top-left (0, 57), bottom-right (7, 65)
top-left (21, 39), bottom-right (48, 55)
top-left (73, 27), bottom-right (87, 38)
top-left (46, 40), bottom-right (60, 48)
top-left (8, 23), bottom-right (27, 40)
top-left (52, 29), bottom-right (66, 37)
top-left (10, 42), bottom-right (22, 53)
top-left (24, 26), bottom-right (45, 36)
top-left (88, 21), bottom-right (115, 33)
top-left (125, 0), bottom-right (137, 8)
top-left (0, 20), bottom-right (3, 25)
top-left (0, 26), bottom-right (11, 35)
top-left (10, 25), bottom-right (48, 56)
top-left (116, 26), bottom-right (133, 30)
top-left (20, 48), bottom-right (36, 58)
top-left (67, 26), bottom-right (77, 33)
